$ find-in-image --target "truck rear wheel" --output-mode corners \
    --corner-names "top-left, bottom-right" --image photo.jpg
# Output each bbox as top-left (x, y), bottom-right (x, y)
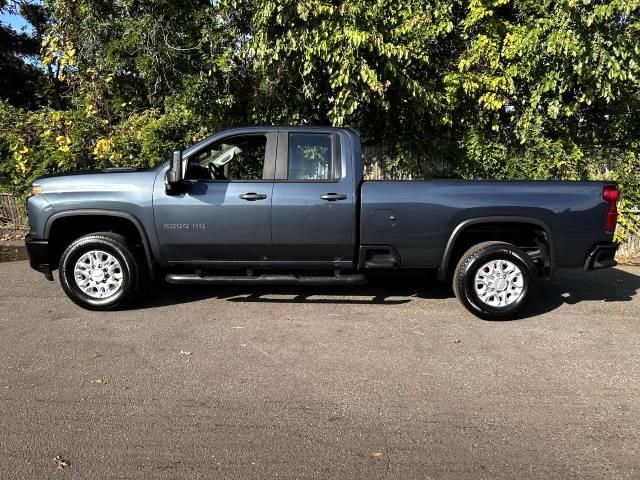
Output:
top-left (59, 232), bottom-right (141, 310)
top-left (453, 241), bottom-right (540, 320)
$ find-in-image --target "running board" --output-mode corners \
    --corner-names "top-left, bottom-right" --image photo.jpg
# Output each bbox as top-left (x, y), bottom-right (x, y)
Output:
top-left (165, 272), bottom-right (368, 286)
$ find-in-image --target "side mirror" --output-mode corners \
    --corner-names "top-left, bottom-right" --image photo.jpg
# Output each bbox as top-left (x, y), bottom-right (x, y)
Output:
top-left (165, 150), bottom-right (184, 195)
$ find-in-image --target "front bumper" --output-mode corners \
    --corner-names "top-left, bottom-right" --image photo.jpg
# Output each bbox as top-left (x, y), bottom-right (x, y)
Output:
top-left (25, 234), bottom-right (53, 280)
top-left (584, 242), bottom-right (618, 271)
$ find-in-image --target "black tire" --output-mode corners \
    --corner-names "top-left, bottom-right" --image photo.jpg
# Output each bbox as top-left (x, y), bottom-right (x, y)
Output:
top-left (58, 232), bottom-right (141, 310)
top-left (453, 241), bottom-right (540, 320)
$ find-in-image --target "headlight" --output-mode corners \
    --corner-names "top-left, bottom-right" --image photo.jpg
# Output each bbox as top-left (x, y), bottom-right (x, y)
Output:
top-left (31, 185), bottom-right (42, 196)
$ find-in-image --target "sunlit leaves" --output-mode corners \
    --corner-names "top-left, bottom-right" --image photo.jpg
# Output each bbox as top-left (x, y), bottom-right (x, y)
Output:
top-left (251, 0), bottom-right (455, 126)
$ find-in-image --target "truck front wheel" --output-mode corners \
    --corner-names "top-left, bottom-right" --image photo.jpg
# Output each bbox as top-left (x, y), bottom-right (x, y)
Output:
top-left (59, 232), bottom-right (141, 310)
top-left (453, 241), bottom-right (540, 320)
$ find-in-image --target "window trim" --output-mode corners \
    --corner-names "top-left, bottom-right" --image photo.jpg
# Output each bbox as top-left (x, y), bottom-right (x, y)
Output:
top-left (182, 131), bottom-right (277, 183)
top-left (274, 132), bottom-right (341, 183)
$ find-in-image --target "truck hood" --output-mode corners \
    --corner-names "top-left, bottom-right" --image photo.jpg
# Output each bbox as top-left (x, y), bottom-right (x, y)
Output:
top-left (33, 167), bottom-right (161, 195)
top-left (36, 166), bottom-right (154, 180)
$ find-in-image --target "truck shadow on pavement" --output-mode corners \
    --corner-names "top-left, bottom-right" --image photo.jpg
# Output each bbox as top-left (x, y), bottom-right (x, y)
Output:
top-left (523, 266), bottom-right (640, 318)
top-left (137, 267), bottom-right (640, 319)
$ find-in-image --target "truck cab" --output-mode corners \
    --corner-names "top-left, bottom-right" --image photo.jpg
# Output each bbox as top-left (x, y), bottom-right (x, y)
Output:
top-left (155, 126), bottom-right (360, 270)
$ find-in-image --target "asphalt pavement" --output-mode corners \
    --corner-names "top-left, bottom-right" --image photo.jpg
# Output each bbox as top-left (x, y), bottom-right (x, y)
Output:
top-left (1, 260), bottom-right (639, 479)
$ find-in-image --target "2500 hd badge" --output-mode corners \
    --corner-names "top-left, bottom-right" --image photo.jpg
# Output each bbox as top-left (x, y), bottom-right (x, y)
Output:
top-left (163, 223), bottom-right (206, 230)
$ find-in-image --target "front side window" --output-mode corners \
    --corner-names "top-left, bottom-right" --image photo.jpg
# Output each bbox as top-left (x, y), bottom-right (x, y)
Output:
top-left (186, 135), bottom-right (267, 181)
top-left (287, 134), bottom-right (334, 181)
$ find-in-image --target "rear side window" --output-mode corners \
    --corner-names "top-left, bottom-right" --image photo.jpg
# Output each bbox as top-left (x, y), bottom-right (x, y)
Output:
top-left (287, 134), bottom-right (334, 181)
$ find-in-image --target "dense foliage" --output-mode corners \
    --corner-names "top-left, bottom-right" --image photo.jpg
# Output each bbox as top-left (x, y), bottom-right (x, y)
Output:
top-left (0, 0), bottom-right (50, 107)
top-left (1, 0), bottom-right (639, 239)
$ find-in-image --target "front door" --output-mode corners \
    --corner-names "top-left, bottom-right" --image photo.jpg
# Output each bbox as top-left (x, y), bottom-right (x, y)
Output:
top-left (153, 132), bottom-right (277, 264)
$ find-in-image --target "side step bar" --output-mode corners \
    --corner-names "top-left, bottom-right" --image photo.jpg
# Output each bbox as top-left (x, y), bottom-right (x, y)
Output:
top-left (165, 272), bottom-right (368, 286)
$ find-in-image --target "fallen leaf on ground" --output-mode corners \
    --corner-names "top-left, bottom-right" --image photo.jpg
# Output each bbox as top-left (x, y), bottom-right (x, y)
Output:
top-left (53, 455), bottom-right (70, 469)
top-left (179, 351), bottom-right (192, 356)
top-left (371, 451), bottom-right (384, 459)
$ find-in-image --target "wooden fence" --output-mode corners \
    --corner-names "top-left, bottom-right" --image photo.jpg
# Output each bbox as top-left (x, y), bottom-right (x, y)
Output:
top-left (0, 193), bottom-right (28, 232)
top-left (361, 144), bottom-right (451, 180)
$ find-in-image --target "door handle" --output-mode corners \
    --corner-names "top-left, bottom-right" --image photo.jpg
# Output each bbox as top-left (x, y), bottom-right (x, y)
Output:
top-left (320, 193), bottom-right (348, 201)
top-left (239, 192), bottom-right (268, 201)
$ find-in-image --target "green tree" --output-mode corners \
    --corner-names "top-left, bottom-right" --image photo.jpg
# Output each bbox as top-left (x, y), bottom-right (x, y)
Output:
top-left (249, 0), bottom-right (459, 149)
top-left (0, 0), bottom-right (49, 108)
top-left (446, 0), bottom-right (640, 182)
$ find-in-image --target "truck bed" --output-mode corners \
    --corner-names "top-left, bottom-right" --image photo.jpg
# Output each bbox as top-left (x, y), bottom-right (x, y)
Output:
top-left (360, 180), bottom-right (613, 269)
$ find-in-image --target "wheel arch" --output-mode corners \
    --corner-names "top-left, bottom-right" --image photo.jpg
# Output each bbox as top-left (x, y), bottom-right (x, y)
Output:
top-left (44, 209), bottom-right (154, 278)
top-left (437, 216), bottom-right (556, 281)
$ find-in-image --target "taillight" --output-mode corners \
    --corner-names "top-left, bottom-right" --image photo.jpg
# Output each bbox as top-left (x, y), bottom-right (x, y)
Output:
top-left (603, 185), bottom-right (620, 234)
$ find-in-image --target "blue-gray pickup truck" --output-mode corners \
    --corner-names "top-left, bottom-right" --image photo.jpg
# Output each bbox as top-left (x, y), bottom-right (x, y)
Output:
top-left (25, 126), bottom-right (620, 319)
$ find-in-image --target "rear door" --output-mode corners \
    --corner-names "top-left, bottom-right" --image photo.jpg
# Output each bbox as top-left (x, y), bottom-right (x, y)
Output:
top-left (153, 131), bottom-right (277, 263)
top-left (270, 130), bottom-right (356, 267)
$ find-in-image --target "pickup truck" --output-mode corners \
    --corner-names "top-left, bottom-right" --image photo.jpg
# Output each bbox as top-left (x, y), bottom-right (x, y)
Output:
top-left (25, 126), bottom-right (620, 319)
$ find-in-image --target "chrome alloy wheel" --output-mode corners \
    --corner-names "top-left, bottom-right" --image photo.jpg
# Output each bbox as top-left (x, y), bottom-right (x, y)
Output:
top-left (473, 259), bottom-right (524, 308)
top-left (74, 250), bottom-right (124, 299)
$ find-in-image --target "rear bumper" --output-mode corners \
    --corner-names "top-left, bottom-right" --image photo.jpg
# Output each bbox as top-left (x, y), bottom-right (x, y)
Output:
top-left (25, 234), bottom-right (53, 280)
top-left (584, 242), bottom-right (618, 271)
